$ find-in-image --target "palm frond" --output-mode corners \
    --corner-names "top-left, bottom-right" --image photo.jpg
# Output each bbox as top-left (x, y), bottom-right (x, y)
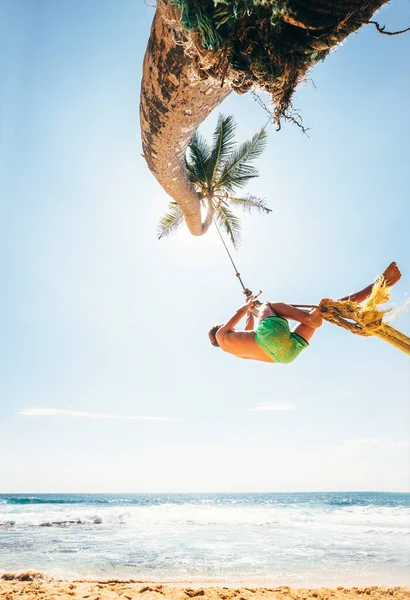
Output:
top-left (216, 128), bottom-right (268, 189)
top-left (215, 203), bottom-right (242, 248)
top-left (217, 171), bottom-right (260, 193)
top-left (184, 157), bottom-right (208, 194)
top-left (220, 194), bottom-right (272, 214)
top-left (209, 114), bottom-right (237, 184)
top-left (185, 156), bottom-right (200, 183)
top-left (186, 131), bottom-right (212, 186)
top-left (157, 202), bottom-right (185, 239)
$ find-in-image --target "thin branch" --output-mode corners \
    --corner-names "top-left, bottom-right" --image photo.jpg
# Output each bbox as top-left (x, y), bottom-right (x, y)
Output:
top-left (367, 21), bottom-right (410, 36)
top-left (251, 91), bottom-right (274, 126)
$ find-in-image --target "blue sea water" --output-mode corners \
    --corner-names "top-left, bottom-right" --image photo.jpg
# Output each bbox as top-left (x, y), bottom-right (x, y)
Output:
top-left (0, 492), bottom-right (409, 585)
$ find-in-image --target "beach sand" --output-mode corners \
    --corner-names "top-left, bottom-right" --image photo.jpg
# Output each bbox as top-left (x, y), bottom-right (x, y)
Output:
top-left (1, 575), bottom-right (409, 600)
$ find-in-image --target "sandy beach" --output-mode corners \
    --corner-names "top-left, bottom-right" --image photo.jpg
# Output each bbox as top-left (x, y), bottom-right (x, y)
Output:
top-left (1, 575), bottom-right (409, 600)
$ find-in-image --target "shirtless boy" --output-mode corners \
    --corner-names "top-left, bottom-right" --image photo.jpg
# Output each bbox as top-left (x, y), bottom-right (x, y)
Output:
top-left (208, 262), bottom-right (401, 364)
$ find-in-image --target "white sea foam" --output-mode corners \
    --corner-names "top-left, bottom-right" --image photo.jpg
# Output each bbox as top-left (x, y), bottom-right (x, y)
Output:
top-left (1, 502), bottom-right (409, 534)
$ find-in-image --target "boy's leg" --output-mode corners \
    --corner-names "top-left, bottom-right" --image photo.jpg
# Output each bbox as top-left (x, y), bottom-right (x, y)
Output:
top-left (292, 262), bottom-right (401, 344)
top-left (338, 261), bottom-right (401, 304)
top-left (258, 302), bottom-right (322, 328)
top-left (291, 314), bottom-right (320, 343)
top-left (256, 302), bottom-right (320, 343)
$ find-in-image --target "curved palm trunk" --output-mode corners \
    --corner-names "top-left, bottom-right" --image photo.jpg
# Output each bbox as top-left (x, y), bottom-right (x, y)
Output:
top-left (140, 0), bottom-right (231, 236)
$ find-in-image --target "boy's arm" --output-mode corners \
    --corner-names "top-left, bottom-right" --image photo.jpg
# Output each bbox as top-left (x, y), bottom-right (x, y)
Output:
top-left (245, 311), bottom-right (255, 331)
top-left (216, 300), bottom-right (254, 345)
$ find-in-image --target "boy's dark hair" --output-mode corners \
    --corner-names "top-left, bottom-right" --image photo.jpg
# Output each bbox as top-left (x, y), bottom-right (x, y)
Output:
top-left (208, 325), bottom-right (222, 347)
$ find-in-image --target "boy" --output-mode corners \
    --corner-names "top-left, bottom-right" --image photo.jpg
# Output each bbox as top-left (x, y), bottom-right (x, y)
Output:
top-left (208, 262), bottom-right (401, 364)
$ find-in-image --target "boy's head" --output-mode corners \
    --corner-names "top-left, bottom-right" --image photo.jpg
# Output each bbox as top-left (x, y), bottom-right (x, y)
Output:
top-left (208, 325), bottom-right (222, 347)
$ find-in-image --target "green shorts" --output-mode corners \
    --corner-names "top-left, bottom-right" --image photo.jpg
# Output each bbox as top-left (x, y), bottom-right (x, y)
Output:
top-left (254, 316), bottom-right (309, 364)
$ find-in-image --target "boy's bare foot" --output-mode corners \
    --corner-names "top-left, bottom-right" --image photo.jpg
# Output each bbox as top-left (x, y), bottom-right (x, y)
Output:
top-left (325, 262), bottom-right (402, 306)
top-left (381, 262), bottom-right (401, 287)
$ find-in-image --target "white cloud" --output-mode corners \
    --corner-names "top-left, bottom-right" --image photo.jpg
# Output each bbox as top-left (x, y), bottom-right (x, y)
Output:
top-left (16, 408), bottom-right (181, 422)
top-left (344, 437), bottom-right (386, 445)
top-left (344, 438), bottom-right (410, 449)
top-left (249, 402), bottom-right (296, 412)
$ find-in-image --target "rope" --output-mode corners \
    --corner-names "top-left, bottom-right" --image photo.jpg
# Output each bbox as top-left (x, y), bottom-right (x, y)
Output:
top-left (313, 282), bottom-right (410, 355)
top-left (291, 304), bottom-right (318, 310)
top-left (214, 218), bottom-right (317, 308)
top-left (213, 219), bottom-right (252, 297)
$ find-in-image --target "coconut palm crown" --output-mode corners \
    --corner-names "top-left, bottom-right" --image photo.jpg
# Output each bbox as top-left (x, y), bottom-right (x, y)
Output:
top-left (157, 114), bottom-right (272, 247)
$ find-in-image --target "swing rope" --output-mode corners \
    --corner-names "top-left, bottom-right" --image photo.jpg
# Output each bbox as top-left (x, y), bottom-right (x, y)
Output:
top-left (214, 217), bottom-right (313, 308)
top-left (213, 219), bottom-right (253, 298)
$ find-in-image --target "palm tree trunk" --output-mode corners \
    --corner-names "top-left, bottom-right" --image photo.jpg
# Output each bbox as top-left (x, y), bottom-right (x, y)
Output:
top-left (139, 0), bottom-right (231, 236)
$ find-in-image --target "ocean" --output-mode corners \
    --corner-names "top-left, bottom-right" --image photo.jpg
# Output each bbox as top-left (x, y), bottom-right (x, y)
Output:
top-left (0, 492), bottom-right (409, 586)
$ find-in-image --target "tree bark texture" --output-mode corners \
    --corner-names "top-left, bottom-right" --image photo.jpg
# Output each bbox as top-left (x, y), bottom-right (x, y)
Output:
top-left (139, 0), bottom-right (231, 236)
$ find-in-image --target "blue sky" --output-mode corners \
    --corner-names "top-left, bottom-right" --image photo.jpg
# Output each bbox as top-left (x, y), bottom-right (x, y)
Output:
top-left (0, 0), bottom-right (409, 493)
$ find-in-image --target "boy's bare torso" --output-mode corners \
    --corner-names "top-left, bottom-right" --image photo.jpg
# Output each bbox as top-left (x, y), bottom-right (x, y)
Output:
top-left (220, 330), bottom-right (274, 362)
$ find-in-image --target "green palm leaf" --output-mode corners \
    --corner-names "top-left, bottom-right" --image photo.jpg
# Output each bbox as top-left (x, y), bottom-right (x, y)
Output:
top-left (216, 128), bottom-right (268, 189)
top-left (219, 194), bottom-right (272, 214)
top-left (216, 170), bottom-right (260, 193)
top-left (184, 157), bottom-right (208, 195)
top-left (209, 114), bottom-right (237, 184)
top-left (157, 201), bottom-right (185, 239)
top-left (186, 131), bottom-right (212, 186)
top-left (159, 115), bottom-right (270, 248)
top-left (215, 203), bottom-right (242, 248)
top-left (184, 156), bottom-right (200, 184)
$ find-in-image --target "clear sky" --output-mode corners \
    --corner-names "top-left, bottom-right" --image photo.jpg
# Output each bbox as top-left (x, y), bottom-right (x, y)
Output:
top-left (1, 1), bottom-right (409, 493)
